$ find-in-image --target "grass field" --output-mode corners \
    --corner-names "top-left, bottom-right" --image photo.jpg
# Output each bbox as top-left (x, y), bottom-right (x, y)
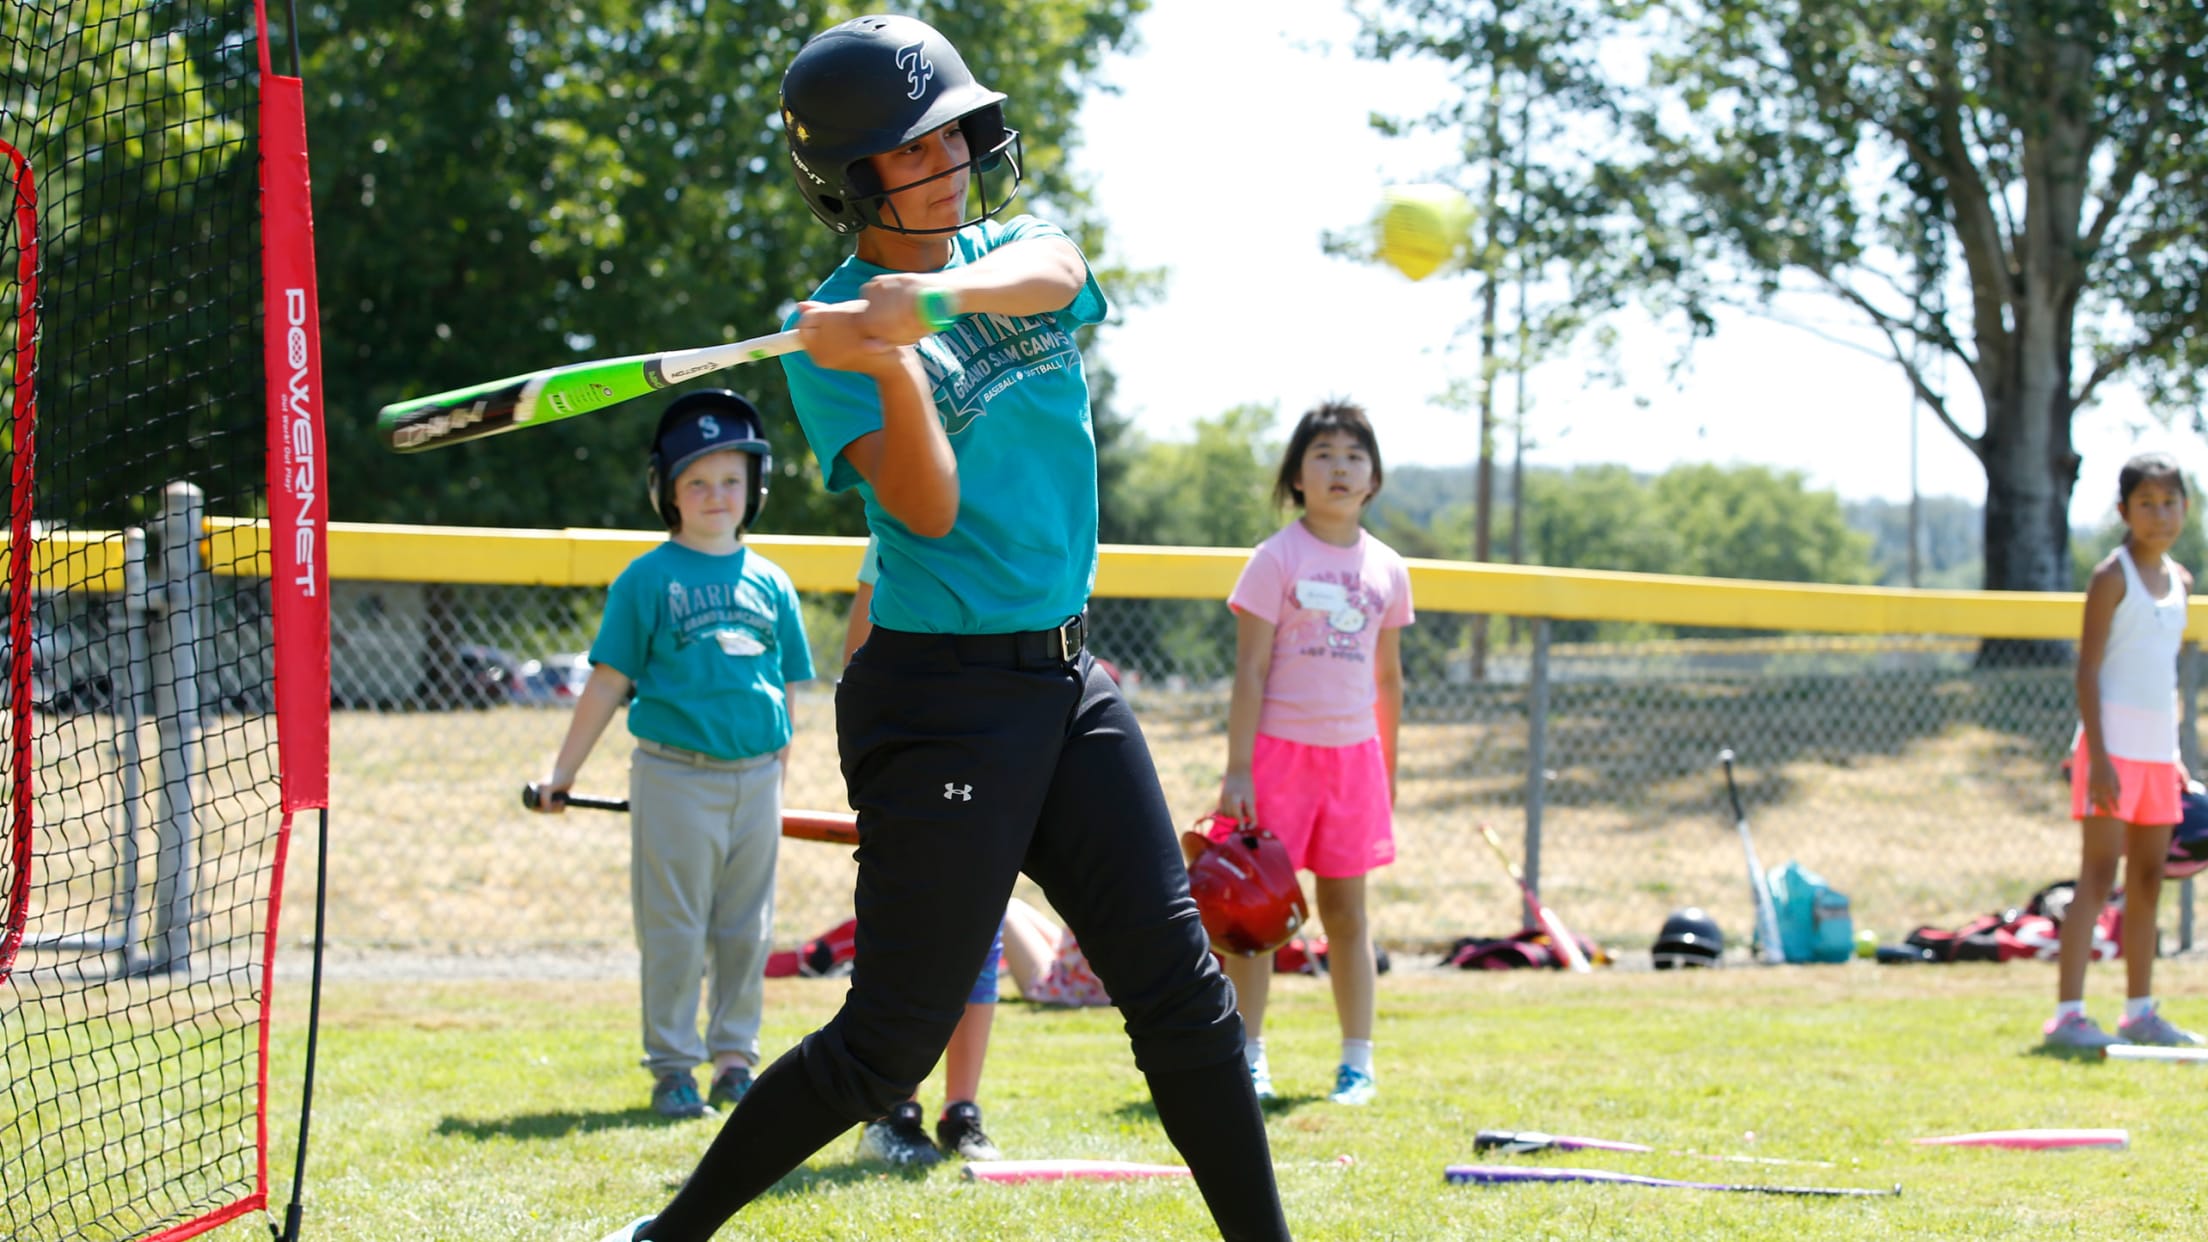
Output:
top-left (191, 956), bottom-right (2208, 1241)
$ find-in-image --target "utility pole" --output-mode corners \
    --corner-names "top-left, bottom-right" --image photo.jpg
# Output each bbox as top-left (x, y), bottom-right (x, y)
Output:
top-left (1470, 71), bottom-right (1504, 681)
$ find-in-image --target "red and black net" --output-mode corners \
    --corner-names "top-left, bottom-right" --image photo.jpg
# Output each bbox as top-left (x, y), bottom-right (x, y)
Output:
top-left (2, 3), bottom-right (325, 1239)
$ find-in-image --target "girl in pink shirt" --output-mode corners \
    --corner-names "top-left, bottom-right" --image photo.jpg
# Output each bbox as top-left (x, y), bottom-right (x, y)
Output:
top-left (1215, 400), bottom-right (1413, 1106)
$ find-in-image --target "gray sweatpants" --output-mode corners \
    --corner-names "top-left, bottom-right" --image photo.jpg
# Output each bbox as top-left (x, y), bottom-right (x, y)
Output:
top-left (628, 742), bottom-right (782, 1079)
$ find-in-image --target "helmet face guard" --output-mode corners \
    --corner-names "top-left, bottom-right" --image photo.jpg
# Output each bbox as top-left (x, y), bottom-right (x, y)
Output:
top-left (781, 14), bottom-right (1026, 236)
top-left (1181, 816), bottom-right (1310, 958)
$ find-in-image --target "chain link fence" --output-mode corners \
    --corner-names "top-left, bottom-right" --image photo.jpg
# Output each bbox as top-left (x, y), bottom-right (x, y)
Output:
top-left (26, 528), bottom-right (2202, 980)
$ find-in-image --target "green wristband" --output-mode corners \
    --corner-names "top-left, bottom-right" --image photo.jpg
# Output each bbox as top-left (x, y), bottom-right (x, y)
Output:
top-left (917, 287), bottom-right (959, 332)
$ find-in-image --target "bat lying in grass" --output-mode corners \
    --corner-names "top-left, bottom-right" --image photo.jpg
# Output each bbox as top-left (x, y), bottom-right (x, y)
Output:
top-left (2104, 1044), bottom-right (2208, 1065)
top-left (1445, 1165), bottom-right (1899, 1198)
top-left (520, 784), bottom-right (858, 845)
top-left (1474, 1129), bottom-right (1834, 1168)
top-left (1911, 1128), bottom-right (2127, 1151)
top-left (965, 1155), bottom-right (1355, 1184)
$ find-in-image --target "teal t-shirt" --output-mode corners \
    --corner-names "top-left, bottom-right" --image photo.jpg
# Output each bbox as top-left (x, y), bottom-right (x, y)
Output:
top-left (781, 215), bottom-right (1108, 634)
top-left (590, 541), bottom-right (815, 760)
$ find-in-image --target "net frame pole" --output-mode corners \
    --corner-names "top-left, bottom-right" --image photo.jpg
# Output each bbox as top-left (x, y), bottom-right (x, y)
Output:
top-left (0, 138), bottom-right (36, 985)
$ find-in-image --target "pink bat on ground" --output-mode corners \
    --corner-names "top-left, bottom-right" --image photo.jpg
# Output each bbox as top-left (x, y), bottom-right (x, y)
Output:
top-left (962, 1159), bottom-right (1191, 1184)
top-left (1912, 1128), bottom-right (2127, 1151)
top-left (964, 1154), bottom-right (1355, 1184)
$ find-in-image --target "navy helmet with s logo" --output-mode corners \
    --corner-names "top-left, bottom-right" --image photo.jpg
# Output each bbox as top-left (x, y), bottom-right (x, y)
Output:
top-left (647, 390), bottom-right (773, 530)
top-left (779, 14), bottom-right (1023, 235)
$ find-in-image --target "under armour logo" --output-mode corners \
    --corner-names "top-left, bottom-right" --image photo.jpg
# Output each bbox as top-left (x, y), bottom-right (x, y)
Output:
top-left (943, 783), bottom-right (972, 801)
top-left (897, 41), bottom-right (934, 100)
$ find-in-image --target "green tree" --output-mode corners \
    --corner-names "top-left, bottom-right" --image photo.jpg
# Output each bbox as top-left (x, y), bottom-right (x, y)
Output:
top-left (1521, 464), bottom-right (1683, 576)
top-left (1361, 1), bottom-right (2208, 627)
top-left (304, 0), bottom-right (1148, 530)
top-left (5, 4), bottom-right (257, 529)
top-left (1094, 403), bottom-right (1281, 680)
top-left (1109, 403), bottom-right (1282, 549)
top-left (1637, 0), bottom-right (2207, 604)
top-left (1653, 463), bottom-right (1875, 585)
top-left (1521, 462), bottom-right (1871, 638)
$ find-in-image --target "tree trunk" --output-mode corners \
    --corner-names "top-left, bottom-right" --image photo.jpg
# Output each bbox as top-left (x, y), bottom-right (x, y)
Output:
top-left (1975, 306), bottom-right (2081, 666)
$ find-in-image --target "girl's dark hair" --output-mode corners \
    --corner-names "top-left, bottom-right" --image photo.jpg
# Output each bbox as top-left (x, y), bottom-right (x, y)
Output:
top-left (1274, 399), bottom-right (1384, 509)
top-left (2118, 452), bottom-right (2186, 507)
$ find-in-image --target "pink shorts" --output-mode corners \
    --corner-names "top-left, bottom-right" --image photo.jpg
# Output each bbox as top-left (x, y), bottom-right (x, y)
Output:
top-left (2070, 734), bottom-right (2182, 825)
top-left (1224, 733), bottom-right (1395, 878)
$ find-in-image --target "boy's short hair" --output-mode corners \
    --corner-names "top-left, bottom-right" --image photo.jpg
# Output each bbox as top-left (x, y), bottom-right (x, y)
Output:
top-left (649, 390), bottom-right (773, 530)
top-left (1274, 399), bottom-right (1384, 509)
top-left (2118, 451), bottom-right (2186, 507)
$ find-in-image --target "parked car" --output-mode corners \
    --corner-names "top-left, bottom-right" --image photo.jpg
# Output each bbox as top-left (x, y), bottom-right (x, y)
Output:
top-left (515, 652), bottom-right (591, 707)
top-left (415, 642), bottom-right (526, 709)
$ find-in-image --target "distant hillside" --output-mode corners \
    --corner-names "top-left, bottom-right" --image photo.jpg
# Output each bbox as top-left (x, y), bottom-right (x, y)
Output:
top-left (1842, 496), bottom-right (1984, 588)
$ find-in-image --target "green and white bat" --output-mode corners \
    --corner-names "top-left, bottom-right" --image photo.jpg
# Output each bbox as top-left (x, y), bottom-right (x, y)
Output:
top-left (378, 328), bottom-right (801, 453)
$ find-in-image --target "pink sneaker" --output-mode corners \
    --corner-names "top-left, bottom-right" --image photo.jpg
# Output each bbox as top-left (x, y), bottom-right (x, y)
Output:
top-left (2116, 1007), bottom-right (2205, 1047)
top-left (2042, 1012), bottom-right (2123, 1049)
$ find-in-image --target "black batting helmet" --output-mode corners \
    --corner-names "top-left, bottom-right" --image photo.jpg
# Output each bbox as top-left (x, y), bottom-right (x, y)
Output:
top-left (646, 390), bottom-right (772, 530)
top-left (779, 14), bottom-right (1023, 235)
top-left (2171, 783), bottom-right (2208, 880)
top-left (1652, 907), bottom-right (1724, 969)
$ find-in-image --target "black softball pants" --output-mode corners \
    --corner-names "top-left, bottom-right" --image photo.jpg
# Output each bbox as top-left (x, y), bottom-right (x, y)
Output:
top-left (641, 625), bottom-right (1290, 1241)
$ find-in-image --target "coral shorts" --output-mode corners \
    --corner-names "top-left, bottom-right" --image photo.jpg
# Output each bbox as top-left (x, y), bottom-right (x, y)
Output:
top-left (2071, 734), bottom-right (2183, 826)
top-left (1229, 733), bottom-right (1396, 879)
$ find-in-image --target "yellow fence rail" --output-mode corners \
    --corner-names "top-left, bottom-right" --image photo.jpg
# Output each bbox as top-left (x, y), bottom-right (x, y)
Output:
top-left (19, 518), bottom-right (2158, 643)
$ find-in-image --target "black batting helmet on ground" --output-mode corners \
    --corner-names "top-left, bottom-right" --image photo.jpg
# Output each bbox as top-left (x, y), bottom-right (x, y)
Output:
top-left (2171, 784), bottom-right (2208, 880)
top-left (1652, 906), bottom-right (1724, 969)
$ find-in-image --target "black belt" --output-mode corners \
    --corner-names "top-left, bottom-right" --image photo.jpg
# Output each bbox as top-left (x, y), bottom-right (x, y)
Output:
top-left (871, 614), bottom-right (1086, 670)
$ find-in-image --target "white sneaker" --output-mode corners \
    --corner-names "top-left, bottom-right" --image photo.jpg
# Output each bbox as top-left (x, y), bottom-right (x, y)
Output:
top-left (594, 1217), bottom-right (652, 1242)
top-left (1249, 1054), bottom-right (1275, 1101)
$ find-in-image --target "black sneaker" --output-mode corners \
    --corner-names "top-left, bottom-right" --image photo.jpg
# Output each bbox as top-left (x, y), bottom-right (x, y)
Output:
top-left (856, 1100), bottom-right (941, 1167)
top-left (707, 1065), bottom-right (752, 1110)
top-left (650, 1072), bottom-right (707, 1120)
top-left (934, 1101), bottom-right (1002, 1161)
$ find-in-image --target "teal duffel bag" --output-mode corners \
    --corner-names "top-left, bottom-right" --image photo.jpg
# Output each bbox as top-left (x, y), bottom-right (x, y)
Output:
top-left (1767, 860), bottom-right (1855, 964)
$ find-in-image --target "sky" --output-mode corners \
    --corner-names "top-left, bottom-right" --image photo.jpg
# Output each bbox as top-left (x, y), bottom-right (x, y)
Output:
top-left (1070, 0), bottom-right (2199, 529)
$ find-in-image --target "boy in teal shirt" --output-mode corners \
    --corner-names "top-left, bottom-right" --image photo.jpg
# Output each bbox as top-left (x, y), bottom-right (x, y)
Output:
top-left (535, 389), bottom-right (813, 1119)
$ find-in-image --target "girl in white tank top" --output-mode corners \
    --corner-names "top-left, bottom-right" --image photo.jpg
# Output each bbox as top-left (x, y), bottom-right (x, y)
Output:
top-left (2047, 454), bottom-right (2201, 1050)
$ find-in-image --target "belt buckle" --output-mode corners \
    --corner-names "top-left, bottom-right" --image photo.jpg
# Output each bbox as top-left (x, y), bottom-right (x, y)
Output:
top-left (1056, 614), bottom-right (1083, 663)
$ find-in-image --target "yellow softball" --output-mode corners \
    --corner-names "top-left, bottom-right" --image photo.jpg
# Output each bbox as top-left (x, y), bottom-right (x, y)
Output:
top-left (1378, 184), bottom-right (1471, 281)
